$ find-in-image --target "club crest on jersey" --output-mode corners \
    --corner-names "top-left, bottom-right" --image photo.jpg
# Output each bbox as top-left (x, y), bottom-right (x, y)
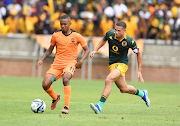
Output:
top-left (71, 38), bottom-right (75, 42)
top-left (122, 41), bottom-right (127, 47)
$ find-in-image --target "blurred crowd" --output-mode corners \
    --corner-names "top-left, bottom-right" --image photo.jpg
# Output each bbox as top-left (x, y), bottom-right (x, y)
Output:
top-left (0, 0), bottom-right (180, 44)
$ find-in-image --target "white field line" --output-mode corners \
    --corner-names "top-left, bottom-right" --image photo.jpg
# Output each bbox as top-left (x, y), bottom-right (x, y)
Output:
top-left (0, 99), bottom-right (178, 108)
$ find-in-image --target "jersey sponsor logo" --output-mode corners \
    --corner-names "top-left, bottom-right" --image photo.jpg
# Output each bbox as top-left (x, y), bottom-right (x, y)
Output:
top-left (110, 45), bottom-right (119, 54)
top-left (112, 45), bottom-right (118, 51)
top-left (122, 41), bottom-right (127, 47)
top-left (109, 36), bottom-right (113, 40)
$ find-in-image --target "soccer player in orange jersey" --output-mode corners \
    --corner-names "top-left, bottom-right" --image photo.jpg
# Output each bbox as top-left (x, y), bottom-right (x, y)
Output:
top-left (36, 15), bottom-right (90, 114)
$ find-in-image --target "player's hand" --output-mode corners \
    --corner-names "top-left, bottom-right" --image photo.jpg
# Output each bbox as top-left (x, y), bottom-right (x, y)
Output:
top-left (90, 51), bottom-right (97, 58)
top-left (137, 71), bottom-right (144, 83)
top-left (75, 61), bottom-right (83, 69)
top-left (36, 60), bottom-right (43, 69)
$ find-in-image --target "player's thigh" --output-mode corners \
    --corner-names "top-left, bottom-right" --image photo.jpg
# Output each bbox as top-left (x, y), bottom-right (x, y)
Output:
top-left (63, 62), bottom-right (76, 78)
top-left (106, 69), bottom-right (121, 82)
top-left (47, 65), bottom-right (63, 81)
top-left (114, 76), bottom-right (127, 89)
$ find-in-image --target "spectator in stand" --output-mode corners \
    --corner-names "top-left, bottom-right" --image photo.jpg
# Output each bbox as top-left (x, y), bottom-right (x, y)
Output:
top-left (0, 1), bottom-right (9, 36)
top-left (17, 0), bottom-right (34, 34)
top-left (138, 2), bottom-right (151, 39)
top-left (51, 6), bottom-right (66, 33)
top-left (36, 0), bottom-right (47, 16)
top-left (77, 0), bottom-right (87, 15)
top-left (5, 13), bottom-right (18, 33)
top-left (18, 12), bottom-right (38, 35)
top-left (148, 3), bottom-right (156, 25)
top-left (91, 1), bottom-right (103, 36)
top-left (171, 1), bottom-right (180, 18)
top-left (81, 16), bottom-right (94, 36)
top-left (23, 0), bottom-right (35, 6)
top-left (35, 7), bottom-right (46, 34)
top-left (26, 11), bottom-right (38, 34)
top-left (100, 15), bottom-right (114, 36)
top-left (6, 0), bottom-right (22, 17)
top-left (86, 0), bottom-right (94, 12)
top-left (115, 15), bottom-right (122, 24)
top-left (100, 3), bottom-right (114, 36)
top-left (86, 0), bottom-right (104, 36)
top-left (155, 19), bottom-right (171, 44)
top-left (147, 9), bottom-right (164, 39)
top-left (70, 11), bottom-right (83, 34)
top-left (62, 0), bottom-right (75, 15)
top-left (18, 14), bottom-right (26, 33)
top-left (114, 0), bottom-right (128, 17)
top-left (123, 14), bottom-right (138, 39)
top-left (50, 5), bottom-right (65, 22)
top-left (21, 0), bottom-right (35, 17)
top-left (169, 15), bottom-right (180, 44)
top-left (138, 16), bottom-right (148, 39)
top-left (0, 1), bottom-right (6, 21)
top-left (43, 6), bottom-right (51, 34)
top-left (163, 6), bottom-right (172, 20)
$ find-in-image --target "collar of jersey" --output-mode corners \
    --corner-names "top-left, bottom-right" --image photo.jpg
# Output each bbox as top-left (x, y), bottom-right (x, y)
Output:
top-left (114, 33), bottom-right (127, 42)
top-left (62, 30), bottom-right (72, 36)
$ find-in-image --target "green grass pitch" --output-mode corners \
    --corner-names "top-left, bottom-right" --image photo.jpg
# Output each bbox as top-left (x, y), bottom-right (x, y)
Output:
top-left (0, 76), bottom-right (180, 126)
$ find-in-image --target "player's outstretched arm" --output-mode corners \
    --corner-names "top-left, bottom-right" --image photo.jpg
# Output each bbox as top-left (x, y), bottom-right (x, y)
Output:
top-left (75, 45), bottom-right (90, 69)
top-left (136, 51), bottom-right (144, 83)
top-left (36, 45), bottom-right (54, 69)
top-left (90, 38), bottom-right (106, 58)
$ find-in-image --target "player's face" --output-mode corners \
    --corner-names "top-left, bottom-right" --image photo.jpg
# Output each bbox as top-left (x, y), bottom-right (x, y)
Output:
top-left (115, 25), bottom-right (126, 38)
top-left (60, 18), bottom-right (71, 32)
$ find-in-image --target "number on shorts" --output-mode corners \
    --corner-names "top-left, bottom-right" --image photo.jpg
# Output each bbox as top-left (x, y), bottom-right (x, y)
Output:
top-left (70, 67), bottom-right (74, 72)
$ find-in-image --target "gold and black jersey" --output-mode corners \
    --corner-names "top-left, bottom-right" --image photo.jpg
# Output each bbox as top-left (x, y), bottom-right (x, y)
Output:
top-left (104, 30), bottom-right (138, 66)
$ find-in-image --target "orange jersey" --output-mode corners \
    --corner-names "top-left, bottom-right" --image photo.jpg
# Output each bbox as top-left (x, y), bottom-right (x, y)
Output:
top-left (50, 30), bottom-right (87, 65)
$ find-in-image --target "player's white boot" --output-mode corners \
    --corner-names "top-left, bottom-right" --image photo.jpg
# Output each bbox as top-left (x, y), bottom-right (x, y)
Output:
top-left (90, 103), bottom-right (101, 114)
top-left (142, 90), bottom-right (150, 107)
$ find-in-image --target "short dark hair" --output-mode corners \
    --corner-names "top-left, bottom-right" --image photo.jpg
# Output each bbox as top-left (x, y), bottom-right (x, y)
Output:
top-left (116, 21), bottom-right (126, 29)
top-left (60, 15), bottom-right (71, 21)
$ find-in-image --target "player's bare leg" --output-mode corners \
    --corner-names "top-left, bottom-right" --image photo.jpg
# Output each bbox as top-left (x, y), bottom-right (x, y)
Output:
top-left (42, 73), bottom-right (60, 110)
top-left (102, 69), bottom-right (121, 97)
top-left (115, 76), bottom-right (150, 106)
top-left (115, 76), bottom-right (136, 94)
top-left (61, 72), bottom-right (72, 114)
top-left (90, 69), bottom-right (120, 114)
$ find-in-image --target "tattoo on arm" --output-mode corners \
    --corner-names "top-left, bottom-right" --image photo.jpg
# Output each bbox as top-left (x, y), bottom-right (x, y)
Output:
top-left (45, 49), bottom-right (52, 57)
top-left (42, 48), bottom-right (53, 61)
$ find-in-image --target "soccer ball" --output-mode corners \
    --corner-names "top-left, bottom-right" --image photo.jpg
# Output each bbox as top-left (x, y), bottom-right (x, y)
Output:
top-left (31, 99), bottom-right (46, 113)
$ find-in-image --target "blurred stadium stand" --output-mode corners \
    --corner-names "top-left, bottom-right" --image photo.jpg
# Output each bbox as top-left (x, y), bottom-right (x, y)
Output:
top-left (0, 33), bottom-right (180, 83)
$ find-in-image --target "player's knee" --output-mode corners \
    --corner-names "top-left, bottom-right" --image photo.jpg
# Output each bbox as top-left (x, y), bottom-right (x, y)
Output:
top-left (63, 78), bottom-right (70, 86)
top-left (105, 77), bottom-right (112, 84)
top-left (42, 80), bottom-right (50, 90)
top-left (105, 77), bottom-right (113, 86)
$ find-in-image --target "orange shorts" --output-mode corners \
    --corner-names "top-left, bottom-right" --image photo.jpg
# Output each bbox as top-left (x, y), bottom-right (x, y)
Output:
top-left (47, 62), bottom-right (76, 81)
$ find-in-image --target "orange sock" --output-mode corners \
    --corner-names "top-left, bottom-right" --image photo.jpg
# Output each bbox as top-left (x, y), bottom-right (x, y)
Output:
top-left (45, 86), bottom-right (58, 100)
top-left (64, 85), bottom-right (71, 109)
